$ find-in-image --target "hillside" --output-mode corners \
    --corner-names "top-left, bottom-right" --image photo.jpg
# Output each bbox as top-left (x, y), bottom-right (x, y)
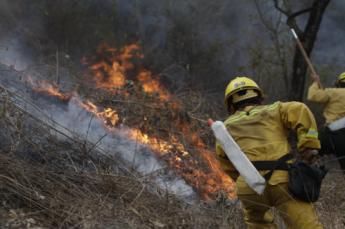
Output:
top-left (1, 1), bottom-right (345, 228)
top-left (0, 63), bottom-right (345, 228)
top-left (0, 63), bottom-right (245, 228)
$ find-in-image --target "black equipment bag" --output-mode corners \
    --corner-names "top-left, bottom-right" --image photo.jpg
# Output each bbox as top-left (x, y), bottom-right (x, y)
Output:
top-left (288, 162), bottom-right (327, 202)
top-left (253, 154), bottom-right (328, 202)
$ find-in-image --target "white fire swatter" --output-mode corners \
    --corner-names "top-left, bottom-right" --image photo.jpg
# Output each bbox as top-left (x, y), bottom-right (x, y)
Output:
top-left (328, 116), bottom-right (345, 131)
top-left (210, 120), bottom-right (266, 195)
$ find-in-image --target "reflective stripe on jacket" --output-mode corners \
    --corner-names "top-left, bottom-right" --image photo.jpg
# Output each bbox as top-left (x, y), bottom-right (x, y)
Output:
top-left (307, 82), bottom-right (345, 124)
top-left (215, 101), bottom-right (320, 194)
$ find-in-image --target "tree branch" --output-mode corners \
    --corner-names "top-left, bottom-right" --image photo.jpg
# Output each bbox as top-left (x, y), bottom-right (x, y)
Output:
top-left (287, 7), bottom-right (313, 36)
top-left (273, 0), bottom-right (289, 15)
top-left (272, 0), bottom-right (301, 33)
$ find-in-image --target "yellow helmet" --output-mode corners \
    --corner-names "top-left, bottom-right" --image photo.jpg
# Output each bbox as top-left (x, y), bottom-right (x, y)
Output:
top-left (337, 72), bottom-right (345, 83)
top-left (224, 76), bottom-right (263, 108)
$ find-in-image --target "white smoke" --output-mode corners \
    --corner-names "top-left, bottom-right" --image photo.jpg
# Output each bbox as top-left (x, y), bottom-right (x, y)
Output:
top-left (0, 70), bottom-right (196, 201)
top-left (48, 98), bottom-right (196, 200)
top-left (0, 37), bottom-right (32, 71)
top-left (313, 0), bottom-right (345, 75)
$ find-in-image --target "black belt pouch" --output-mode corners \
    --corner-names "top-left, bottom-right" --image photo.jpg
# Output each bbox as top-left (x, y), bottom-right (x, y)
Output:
top-left (288, 162), bottom-right (327, 202)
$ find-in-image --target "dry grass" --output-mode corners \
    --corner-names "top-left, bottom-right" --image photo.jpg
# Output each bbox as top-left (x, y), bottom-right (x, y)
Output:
top-left (317, 170), bottom-right (345, 228)
top-left (1, 66), bottom-right (345, 228)
top-left (0, 86), bottom-right (245, 228)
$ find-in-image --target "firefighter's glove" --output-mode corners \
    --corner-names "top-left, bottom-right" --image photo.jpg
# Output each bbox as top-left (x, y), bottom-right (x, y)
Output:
top-left (301, 149), bottom-right (319, 164)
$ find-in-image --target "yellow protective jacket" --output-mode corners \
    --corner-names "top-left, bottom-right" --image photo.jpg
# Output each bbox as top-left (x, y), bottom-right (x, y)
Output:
top-left (307, 82), bottom-right (345, 124)
top-left (215, 101), bottom-right (320, 194)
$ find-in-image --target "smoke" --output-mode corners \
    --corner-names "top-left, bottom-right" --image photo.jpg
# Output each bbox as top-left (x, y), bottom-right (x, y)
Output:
top-left (0, 0), bottom-right (260, 88)
top-left (133, 0), bottom-right (256, 84)
top-left (1, 0), bottom-right (342, 202)
top-left (1, 0), bottom-right (344, 89)
top-left (51, 101), bottom-right (195, 200)
top-left (313, 0), bottom-right (345, 77)
top-left (0, 0), bottom-right (44, 70)
top-left (0, 67), bottom-right (196, 201)
top-left (0, 37), bottom-right (33, 71)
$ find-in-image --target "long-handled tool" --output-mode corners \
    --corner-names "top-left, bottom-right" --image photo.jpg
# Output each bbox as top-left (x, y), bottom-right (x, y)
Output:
top-left (290, 28), bottom-right (322, 88)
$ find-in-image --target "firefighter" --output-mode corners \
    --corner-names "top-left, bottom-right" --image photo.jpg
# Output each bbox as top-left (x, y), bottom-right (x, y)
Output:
top-left (307, 72), bottom-right (345, 172)
top-left (215, 76), bottom-right (323, 229)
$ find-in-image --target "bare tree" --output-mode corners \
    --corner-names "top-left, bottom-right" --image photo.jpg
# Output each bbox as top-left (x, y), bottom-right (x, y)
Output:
top-left (273, 0), bottom-right (331, 101)
top-left (253, 0), bottom-right (291, 98)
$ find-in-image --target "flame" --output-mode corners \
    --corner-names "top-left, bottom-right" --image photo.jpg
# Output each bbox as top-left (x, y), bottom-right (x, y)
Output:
top-left (79, 100), bottom-right (98, 113)
top-left (74, 99), bottom-right (234, 200)
top-left (28, 79), bottom-right (235, 200)
top-left (137, 70), bottom-right (170, 101)
top-left (125, 129), bottom-right (188, 156)
top-left (90, 61), bottom-right (126, 88)
top-left (25, 77), bottom-right (71, 102)
top-left (201, 150), bottom-right (236, 198)
top-left (26, 42), bottom-right (236, 200)
top-left (78, 100), bottom-right (119, 127)
top-left (70, 95), bottom-right (235, 200)
top-left (118, 44), bottom-right (143, 68)
top-left (89, 43), bottom-right (142, 89)
top-left (88, 43), bottom-right (174, 103)
top-left (123, 128), bottom-right (235, 200)
top-left (102, 108), bottom-right (119, 126)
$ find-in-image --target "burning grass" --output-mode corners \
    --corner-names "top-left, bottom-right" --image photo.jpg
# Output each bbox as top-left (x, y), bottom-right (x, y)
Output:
top-left (2, 40), bottom-right (345, 227)
top-left (0, 89), bottom-right (245, 228)
top-left (80, 42), bottom-right (235, 200)
top-left (19, 43), bottom-right (236, 201)
top-left (2, 82), bottom-right (345, 229)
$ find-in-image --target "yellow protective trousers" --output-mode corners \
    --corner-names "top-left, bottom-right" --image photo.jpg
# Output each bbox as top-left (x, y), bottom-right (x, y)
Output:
top-left (237, 183), bottom-right (323, 229)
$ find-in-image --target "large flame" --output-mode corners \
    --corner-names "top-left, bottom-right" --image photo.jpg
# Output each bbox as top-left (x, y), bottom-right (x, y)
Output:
top-left (89, 43), bottom-right (142, 90)
top-left (87, 43), bottom-right (173, 103)
top-left (81, 99), bottom-right (235, 200)
top-left (25, 43), bottom-right (236, 200)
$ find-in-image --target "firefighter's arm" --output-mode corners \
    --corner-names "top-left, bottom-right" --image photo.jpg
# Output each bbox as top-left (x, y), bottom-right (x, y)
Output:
top-left (307, 81), bottom-right (329, 103)
top-left (280, 102), bottom-right (321, 152)
top-left (215, 141), bottom-right (239, 181)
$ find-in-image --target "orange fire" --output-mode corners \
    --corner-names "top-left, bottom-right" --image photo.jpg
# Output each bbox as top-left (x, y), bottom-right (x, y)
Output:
top-left (137, 70), bottom-right (170, 101)
top-left (88, 43), bottom-right (174, 103)
top-left (78, 100), bottom-right (119, 127)
top-left (126, 129), bottom-right (188, 156)
top-left (29, 80), bottom-right (235, 199)
top-left (75, 100), bottom-right (235, 199)
top-left (26, 42), bottom-right (236, 200)
top-left (101, 108), bottom-right (119, 126)
top-left (124, 128), bottom-right (234, 200)
top-left (89, 43), bottom-right (142, 90)
top-left (118, 44), bottom-right (143, 69)
top-left (25, 77), bottom-right (71, 102)
top-left (73, 99), bottom-right (233, 199)
top-left (90, 61), bottom-right (126, 89)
